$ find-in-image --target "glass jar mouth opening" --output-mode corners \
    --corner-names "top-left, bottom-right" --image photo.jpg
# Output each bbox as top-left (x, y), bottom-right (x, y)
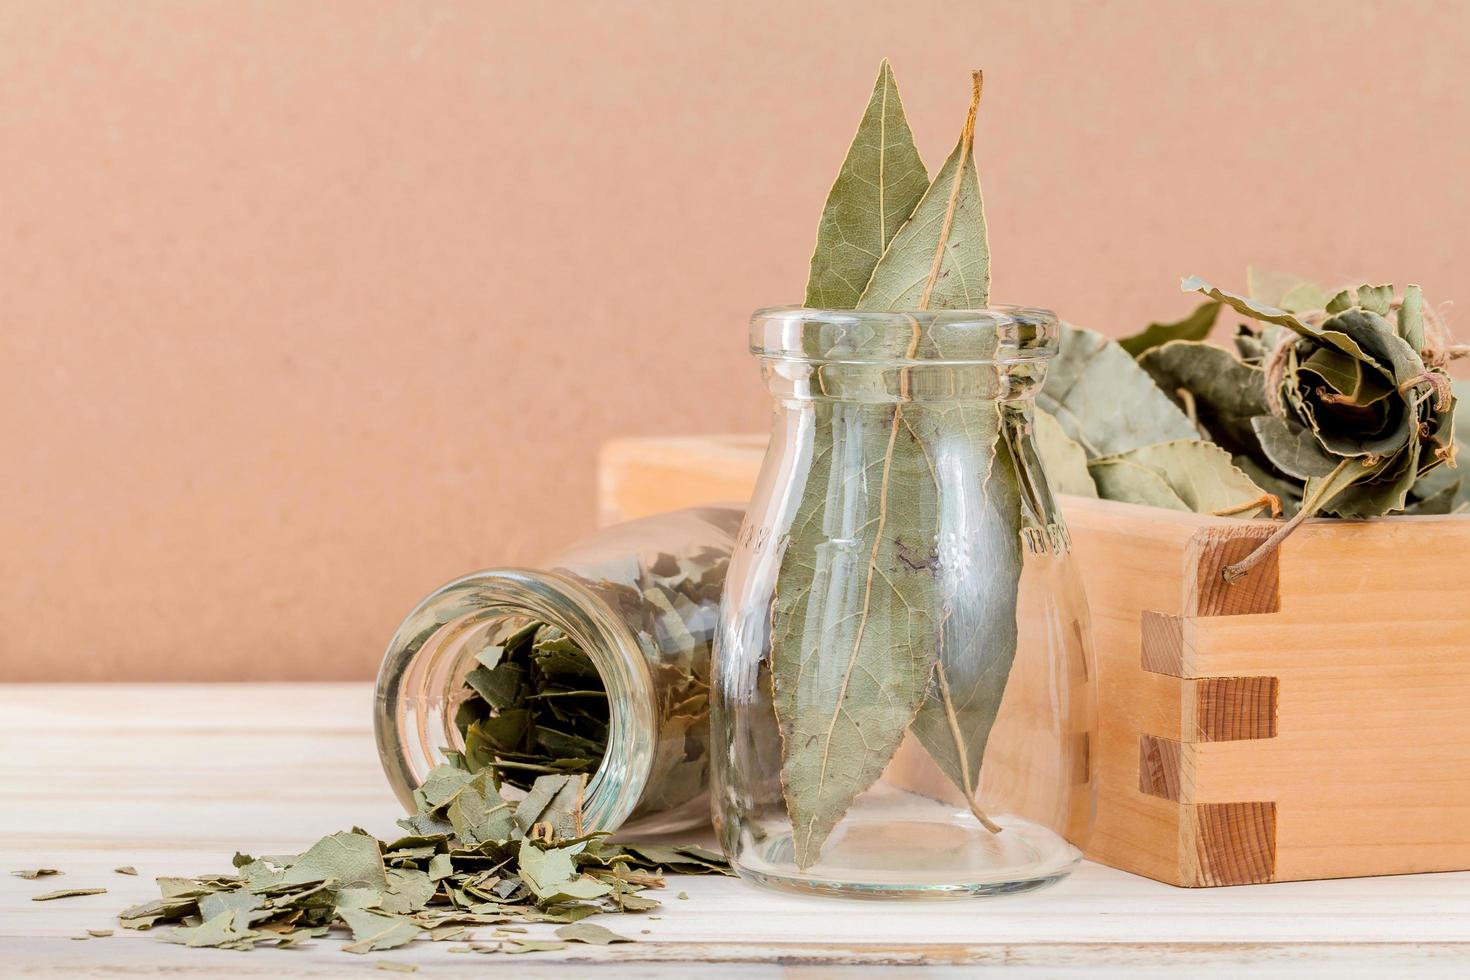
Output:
top-left (750, 305), bottom-right (1059, 367)
top-left (374, 568), bottom-right (657, 835)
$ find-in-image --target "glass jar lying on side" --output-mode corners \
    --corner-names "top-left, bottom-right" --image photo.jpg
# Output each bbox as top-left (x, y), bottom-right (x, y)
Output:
top-left (375, 505), bottom-right (742, 836)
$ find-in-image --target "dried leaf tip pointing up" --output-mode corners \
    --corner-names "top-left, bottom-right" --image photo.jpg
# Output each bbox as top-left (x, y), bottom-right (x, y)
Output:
top-left (915, 70), bottom-right (983, 310)
top-left (802, 59), bottom-right (928, 309)
top-left (967, 71), bottom-right (983, 138)
top-left (857, 67), bottom-right (991, 312)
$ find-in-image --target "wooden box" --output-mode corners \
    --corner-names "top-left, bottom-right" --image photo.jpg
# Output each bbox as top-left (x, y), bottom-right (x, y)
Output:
top-left (600, 435), bottom-right (1470, 887)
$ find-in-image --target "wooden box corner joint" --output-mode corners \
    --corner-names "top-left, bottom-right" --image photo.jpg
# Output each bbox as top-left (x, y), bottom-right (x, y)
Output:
top-left (1138, 523), bottom-right (1282, 886)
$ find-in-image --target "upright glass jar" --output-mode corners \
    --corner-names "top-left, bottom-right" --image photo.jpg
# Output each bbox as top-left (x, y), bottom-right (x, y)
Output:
top-left (376, 506), bottom-right (741, 836)
top-left (712, 306), bottom-right (1096, 898)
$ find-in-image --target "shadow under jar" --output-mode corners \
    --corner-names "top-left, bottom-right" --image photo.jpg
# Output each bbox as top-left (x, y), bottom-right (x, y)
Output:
top-left (376, 506), bottom-right (742, 837)
top-left (712, 306), bottom-right (1097, 898)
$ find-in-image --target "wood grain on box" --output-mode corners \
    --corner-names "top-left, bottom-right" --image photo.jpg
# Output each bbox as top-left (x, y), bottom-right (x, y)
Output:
top-left (599, 435), bottom-right (1470, 887)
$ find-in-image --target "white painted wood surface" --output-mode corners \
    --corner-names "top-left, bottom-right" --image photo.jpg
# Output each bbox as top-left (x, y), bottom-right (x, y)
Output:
top-left (4, 684), bottom-right (1470, 977)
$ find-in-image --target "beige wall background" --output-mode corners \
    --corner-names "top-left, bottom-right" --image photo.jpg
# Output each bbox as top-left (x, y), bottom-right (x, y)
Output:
top-left (3, 0), bottom-right (1468, 680)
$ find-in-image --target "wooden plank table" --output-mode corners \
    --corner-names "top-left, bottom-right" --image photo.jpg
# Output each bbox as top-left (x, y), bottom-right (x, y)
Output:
top-left (5, 684), bottom-right (1470, 976)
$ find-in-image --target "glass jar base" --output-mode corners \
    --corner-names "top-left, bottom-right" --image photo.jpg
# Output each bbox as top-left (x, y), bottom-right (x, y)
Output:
top-left (730, 812), bottom-right (1082, 900)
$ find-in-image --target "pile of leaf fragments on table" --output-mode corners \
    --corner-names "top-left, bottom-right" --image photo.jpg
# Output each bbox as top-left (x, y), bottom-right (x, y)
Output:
top-left (116, 765), bottom-right (731, 956)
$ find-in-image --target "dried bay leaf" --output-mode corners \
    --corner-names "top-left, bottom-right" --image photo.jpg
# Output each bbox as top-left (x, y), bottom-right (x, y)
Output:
top-left (12, 868), bottom-right (62, 879)
top-left (512, 773), bottom-right (584, 839)
top-left (556, 921), bottom-right (634, 945)
top-left (1039, 323), bottom-right (1197, 456)
top-left (909, 415), bottom-right (1023, 828)
top-left (1117, 300), bottom-right (1221, 357)
top-left (505, 939), bottom-right (570, 953)
top-left (1033, 409), bottom-right (1097, 497)
top-left (1088, 458), bottom-right (1189, 510)
top-left (198, 890), bottom-right (268, 930)
top-left (32, 887), bottom-right (107, 902)
top-left (446, 772), bottom-right (516, 847)
top-left (1137, 340), bottom-right (1269, 455)
top-left (1092, 441), bottom-right (1272, 516)
top-left (280, 831), bottom-right (387, 892)
top-left (1399, 284), bottom-right (1426, 352)
top-left (804, 59), bottom-right (929, 309)
top-left (338, 908), bottom-right (422, 954)
top-left (378, 868), bottom-right (437, 916)
top-left (1250, 415), bottom-right (1340, 480)
top-left (164, 910), bottom-right (257, 948)
top-left (412, 766), bottom-right (476, 811)
top-left (857, 72), bottom-right (989, 312)
top-left (1234, 454), bottom-right (1303, 515)
top-left (1358, 283), bottom-right (1394, 316)
top-left (771, 395), bottom-right (942, 869)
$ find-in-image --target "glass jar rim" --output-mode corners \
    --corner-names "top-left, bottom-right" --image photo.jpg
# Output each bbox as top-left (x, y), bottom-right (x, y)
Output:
top-left (374, 568), bottom-right (658, 835)
top-left (750, 304), bottom-right (1059, 366)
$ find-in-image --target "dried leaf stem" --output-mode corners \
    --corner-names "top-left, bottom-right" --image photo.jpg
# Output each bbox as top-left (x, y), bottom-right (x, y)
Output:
top-left (1222, 458), bottom-right (1354, 582)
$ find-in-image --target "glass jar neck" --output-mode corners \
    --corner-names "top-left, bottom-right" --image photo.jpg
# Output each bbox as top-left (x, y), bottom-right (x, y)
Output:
top-left (374, 568), bottom-right (657, 833)
top-left (760, 358), bottom-right (1047, 406)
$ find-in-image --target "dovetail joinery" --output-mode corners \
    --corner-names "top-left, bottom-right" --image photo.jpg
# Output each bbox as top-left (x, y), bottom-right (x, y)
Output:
top-left (1135, 522), bottom-right (1283, 885)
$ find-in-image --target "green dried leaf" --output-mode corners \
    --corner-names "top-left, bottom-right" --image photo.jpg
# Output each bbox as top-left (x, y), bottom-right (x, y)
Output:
top-left (1357, 283), bottom-right (1394, 316)
top-left (909, 415), bottom-right (1023, 824)
top-left (1325, 289), bottom-right (1354, 314)
top-left (198, 890), bottom-right (267, 931)
top-left (1088, 457), bottom-right (1190, 510)
top-left (338, 908), bottom-right (422, 954)
top-left (427, 853), bottom-right (454, 882)
top-left (378, 868), bottom-right (437, 915)
top-left (1093, 440), bottom-right (1272, 516)
top-left (1033, 409), bottom-right (1097, 497)
top-left (164, 910), bottom-right (256, 948)
top-left (804, 59), bottom-right (929, 309)
top-left (32, 887), bottom-right (107, 901)
top-left (1118, 300), bottom-right (1220, 357)
top-left (375, 963), bottom-right (419, 974)
top-left (1039, 323), bottom-right (1198, 456)
top-left (446, 772), bottom-right (515, 847)
top-left (515, 840), bottom-right (574, 892)
top-left (1185, 275), bottom-right (1317, 332)
top-left (857, 72), bottom-right (989, 311)
top-left (771, 396), bottom-right (942, 869)
top-left (1250, 415), bottom-right (1340, 479)
top-left (12, 868), bottom-right (62, 879)
top-left (117, 894), bottom-right (199, 929)
top-left (413, 765), bottom-right (477, 811)
top-left (773, 72), bottom-right (1031, 870)
top-left (505, 939), bottom-right (570, 953)
top-left (280, 831), bottom-right (387, 892)
top-left (113, 866), bottom-right (138, 876)
top-left (513, 774), bottom-right (584, 839)
top-left (556, 921), bottom-right (635, 945)
top-left (1137, 340), bottom-right (1269, 455)
top-left (1399, 284), bottom-right (1426, 352)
